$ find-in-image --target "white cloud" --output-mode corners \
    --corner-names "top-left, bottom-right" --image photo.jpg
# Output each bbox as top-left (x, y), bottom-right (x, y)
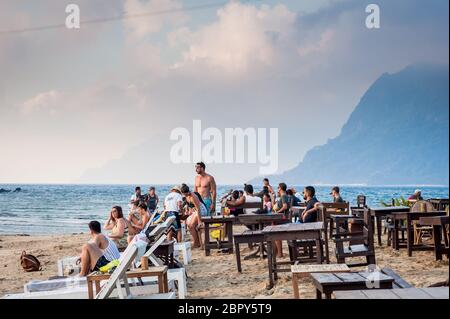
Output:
top-left (297, 29), bottom-right (334, 57)
top-left (170, 2), bottom-right (297, 75)
top-left (21, 90), bottom-right (62, 115)
top-left (124, 0), bottom-right (187, 41)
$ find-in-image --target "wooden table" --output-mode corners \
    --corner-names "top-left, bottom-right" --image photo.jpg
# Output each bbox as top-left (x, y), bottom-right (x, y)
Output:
top-left (419, 215), bottom-right (449, 260)
top-left (86, 266), bottom-right (168, 299)
top-left (334, 287), bottom-right (449, 299)
top-left (202, 215), bottom-right (236, 256)
top-left (153, 240), bottom-right (175, 268)
top-left (262, 222), bottom-right (324, 289)
top-left (390, 211), bottom-right (447, 257)
top-left (311, 271), bottom-right (394, 299)
top-left (369, 206), bottom-right (410, 246)
top-left (291, 264), bottom-right (350, 299)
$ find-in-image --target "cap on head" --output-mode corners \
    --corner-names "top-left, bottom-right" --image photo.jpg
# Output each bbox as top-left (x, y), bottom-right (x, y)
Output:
top-left (171, 185), bottom-right (182, 193)
top-left (414, 189), bottom-right (422, 194)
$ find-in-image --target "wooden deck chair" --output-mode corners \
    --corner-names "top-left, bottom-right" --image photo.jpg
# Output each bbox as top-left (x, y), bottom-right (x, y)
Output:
top-left (96, 244), bottom-right (138, 299)
top-left (411, 201), bottom-right (436, 245)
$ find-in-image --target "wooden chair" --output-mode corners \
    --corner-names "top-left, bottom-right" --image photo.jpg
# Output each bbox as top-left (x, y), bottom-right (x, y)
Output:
top-left (333, 209), bottom-right (376, 267)
top-left (411, 201), bottom-right (436, 245)
top-left (319, 202), bottom-right (350, 239)
top-left (356, 195), bottom-right (367, 208)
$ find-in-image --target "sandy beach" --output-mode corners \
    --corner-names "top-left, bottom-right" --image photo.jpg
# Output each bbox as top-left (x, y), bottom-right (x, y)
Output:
top-left (0, 227), bottom-right (448, 298)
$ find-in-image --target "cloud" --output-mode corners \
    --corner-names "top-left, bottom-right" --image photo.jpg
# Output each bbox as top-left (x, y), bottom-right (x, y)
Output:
top-left (297, 29), bottom-right (334, 57)
top-left (170, 2), bottom-right (297, 75)
top-left (124, 0), bottom-right (187, 41)
top-left (21, 90), bottom-right (62, 115)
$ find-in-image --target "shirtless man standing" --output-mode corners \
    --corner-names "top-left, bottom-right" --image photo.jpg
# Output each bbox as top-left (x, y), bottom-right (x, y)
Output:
top-left (194, 162), bottom-right (217, 215)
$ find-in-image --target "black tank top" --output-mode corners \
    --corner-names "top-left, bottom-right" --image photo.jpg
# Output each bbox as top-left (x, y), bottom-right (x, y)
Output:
top-left (146, 195), bottom-right (157, 210)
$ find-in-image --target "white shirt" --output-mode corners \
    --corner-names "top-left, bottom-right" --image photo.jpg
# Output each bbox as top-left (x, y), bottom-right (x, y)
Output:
top-left (244, 194), bottom-right (262, 214)
top-left (164, 192), bottom-right (183, 212)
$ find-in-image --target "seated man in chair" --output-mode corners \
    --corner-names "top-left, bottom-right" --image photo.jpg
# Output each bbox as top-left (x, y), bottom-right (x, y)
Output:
top-left (79, 221), bottom-right (121, 276)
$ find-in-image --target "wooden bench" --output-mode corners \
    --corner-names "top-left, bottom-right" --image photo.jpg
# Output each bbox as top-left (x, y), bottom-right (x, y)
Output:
top-left (234, 230), bottom-right (265, 273)
top-left (380, 267), bottom-right (412, 288)
top-left (334, 287), bottom-right (449, 299)
top-left (311, 271), bottom-right (394, 299)
top-left (291, 264), bottom-right (350, 299)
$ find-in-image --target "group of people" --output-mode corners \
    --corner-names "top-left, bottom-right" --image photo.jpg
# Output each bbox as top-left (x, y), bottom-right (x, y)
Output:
top-left (78, 162), bottom-right (217, 275)
top-left (78, 162), bottom-right (349, 275)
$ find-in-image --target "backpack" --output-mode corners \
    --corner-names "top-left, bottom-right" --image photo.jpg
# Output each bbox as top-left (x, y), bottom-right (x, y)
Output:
top-left (20, 251), bottom-right (42, 272)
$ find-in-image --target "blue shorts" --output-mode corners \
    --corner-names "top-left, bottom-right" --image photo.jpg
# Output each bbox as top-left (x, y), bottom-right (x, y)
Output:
top-left (202, 198), bottom-right (212, 216)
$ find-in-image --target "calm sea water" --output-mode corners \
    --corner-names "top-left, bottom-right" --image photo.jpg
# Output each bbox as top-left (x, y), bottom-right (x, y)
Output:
top-left (0, 184), bottom-right (448, 235)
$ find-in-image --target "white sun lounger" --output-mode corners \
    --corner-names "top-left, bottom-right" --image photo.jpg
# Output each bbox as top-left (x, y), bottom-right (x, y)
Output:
top-left (17, 216), bottom-right (186, 299)
top-left (4, 244), bottom-right (174, 300)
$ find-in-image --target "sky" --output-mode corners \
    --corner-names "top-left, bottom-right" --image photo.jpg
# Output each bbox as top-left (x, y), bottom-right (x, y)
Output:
top-left (0, 0), bottom-right (448, 185)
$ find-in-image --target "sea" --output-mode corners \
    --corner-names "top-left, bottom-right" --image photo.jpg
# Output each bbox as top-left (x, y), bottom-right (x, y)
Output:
top-left (0, 184), bottom-right (448, 235)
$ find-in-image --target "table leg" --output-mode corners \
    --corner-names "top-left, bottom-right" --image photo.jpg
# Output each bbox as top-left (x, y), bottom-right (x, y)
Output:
top-left (87, 280), bottom-right (94, 299)
top-left (158, 274), bottom-right (164, 293)
top-left (266, 241), bottom-right (274, 290)
top-left (205, 222), bottom-right (210, 256)
top-left (227, 222), bottom-right (234, 253)
top-left (163, 272), bottom-right (169, 293)
top-left (316, 289), bottom-right (322, 299)
top-left (433, 225), bottom-right (443, 261)
top-left (376, 216), bottom-right (383, 246)
top-left (235, 242), bottom-right (242, 273)
top-left (95, 280), bottom-right (101, 296)
top-left (407, 216), bottom-right (413, 257)
top-left (292, 274), bottom-right (300, 299)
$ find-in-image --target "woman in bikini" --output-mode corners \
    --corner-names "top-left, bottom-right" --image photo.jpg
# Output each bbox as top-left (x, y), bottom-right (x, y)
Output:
top-left (104, 206), bottom-right (128, 250)
top-left (180, 184), bottom-right (208, 248)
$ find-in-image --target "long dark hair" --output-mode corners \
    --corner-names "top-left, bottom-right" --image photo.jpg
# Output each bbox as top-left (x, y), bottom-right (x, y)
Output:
top-left (112, 206), bottom-right (124, 219)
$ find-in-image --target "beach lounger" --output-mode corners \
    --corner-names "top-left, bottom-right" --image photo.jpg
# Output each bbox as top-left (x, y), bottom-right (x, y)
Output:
top-left (20, 216), bottom-right (186, 298)
top-left (4, 244), bottom-right (174, 299)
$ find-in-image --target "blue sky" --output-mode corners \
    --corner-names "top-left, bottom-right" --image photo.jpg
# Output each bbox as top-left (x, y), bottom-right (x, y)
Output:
top-left (0, 0), bottom-right (448, 184)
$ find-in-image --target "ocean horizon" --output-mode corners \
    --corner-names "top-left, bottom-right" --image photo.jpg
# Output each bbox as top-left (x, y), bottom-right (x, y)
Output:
top-left (0, 183), bottom-right (448, 235)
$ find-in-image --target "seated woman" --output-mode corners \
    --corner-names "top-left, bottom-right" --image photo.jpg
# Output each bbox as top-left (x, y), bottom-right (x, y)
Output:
top-left (79, 221), bottom-right (121, 276)
top-left (104, 206), bottom-right (128, 250)
top-left (127, 202), bottom-right (150, 243)
top-left (181, 184), bottom-right (208, 248)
